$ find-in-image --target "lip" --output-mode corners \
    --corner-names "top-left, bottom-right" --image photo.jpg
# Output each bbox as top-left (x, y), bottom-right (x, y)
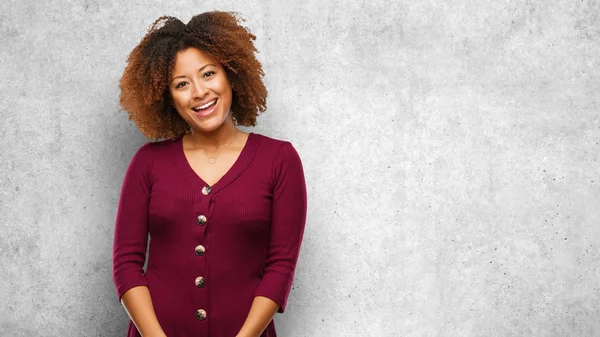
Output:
top-left (192, 99), bottom-right (218, 117)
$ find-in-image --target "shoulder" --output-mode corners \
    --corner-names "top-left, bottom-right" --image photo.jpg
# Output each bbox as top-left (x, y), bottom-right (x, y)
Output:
top-left (128, 137), bottom-right (179, 168)
top-left (136, 136), bottom-right (181, 157)
top-left (251, 133), bottom-right (304, 177)
top-left (251, 132), bottom-right (297, 156)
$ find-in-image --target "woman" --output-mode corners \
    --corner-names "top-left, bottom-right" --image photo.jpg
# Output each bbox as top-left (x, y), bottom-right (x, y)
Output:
top-left (112, 11), bottom-right (307, 337)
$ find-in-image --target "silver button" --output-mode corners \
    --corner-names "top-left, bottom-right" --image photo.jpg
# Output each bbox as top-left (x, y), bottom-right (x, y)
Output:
top-left (201, 185), bottom-right (212, 195)
top-left (196, 215), bottom-right (207, 226)
top-left (194, 245), bottom-right (205, 256)
top-left (196, 308), bottom-right (207, 320)
top-left (195, 276), bottom-right (205, 288)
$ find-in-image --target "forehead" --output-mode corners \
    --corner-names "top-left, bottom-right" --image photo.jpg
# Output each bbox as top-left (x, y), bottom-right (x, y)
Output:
top-left (172, 47), bottom-right (219, 72)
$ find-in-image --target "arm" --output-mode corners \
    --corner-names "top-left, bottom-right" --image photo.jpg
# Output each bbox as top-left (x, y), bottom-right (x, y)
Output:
top-left (235, 296), bottom-right (280, 337)
top-left (112, 143), bottom-right (165, 337)
top-left (121, 287), bottom-right (166, 337)
top-left (238, 142), bottom-right (308, 336)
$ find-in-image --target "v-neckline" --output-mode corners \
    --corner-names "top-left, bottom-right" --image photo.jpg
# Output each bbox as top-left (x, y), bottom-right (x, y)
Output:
top-left (175, 132), bottom-right (258, 194)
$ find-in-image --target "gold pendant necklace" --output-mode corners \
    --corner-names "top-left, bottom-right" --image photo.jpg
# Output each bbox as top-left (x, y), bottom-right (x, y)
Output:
top-left (203, 130), bottom-right (239, 164)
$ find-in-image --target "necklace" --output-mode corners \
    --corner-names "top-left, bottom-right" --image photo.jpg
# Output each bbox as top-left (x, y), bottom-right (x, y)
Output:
top-left (190, 129), bottom-right (239, 164)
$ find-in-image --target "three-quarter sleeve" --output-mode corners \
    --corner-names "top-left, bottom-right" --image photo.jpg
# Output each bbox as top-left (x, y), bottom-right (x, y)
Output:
top-left (254, 142), bottom-right (308, 313)
top-left (112, 142), bottom-right (154, 301)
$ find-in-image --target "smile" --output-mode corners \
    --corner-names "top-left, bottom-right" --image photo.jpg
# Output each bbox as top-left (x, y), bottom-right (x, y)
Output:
top-left (192, 99), bottom-right (218, 117)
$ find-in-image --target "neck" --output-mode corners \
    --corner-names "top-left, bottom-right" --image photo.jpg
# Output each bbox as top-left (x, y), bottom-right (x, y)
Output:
top-left (187, 120), bottom-right (239, 152)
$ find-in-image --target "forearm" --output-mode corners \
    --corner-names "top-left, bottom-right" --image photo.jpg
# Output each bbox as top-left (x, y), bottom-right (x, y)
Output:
top-left (236, 296), bottom-right (280, 337)
top-left (121, 286), bottom-right (166, 337)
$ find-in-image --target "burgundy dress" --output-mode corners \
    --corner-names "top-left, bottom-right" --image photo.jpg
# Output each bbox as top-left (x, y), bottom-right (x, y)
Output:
top-left (112, 132), bottom-right (307, 337)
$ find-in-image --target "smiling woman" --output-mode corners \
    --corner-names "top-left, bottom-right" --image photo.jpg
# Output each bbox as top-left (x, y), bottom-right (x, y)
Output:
top-left (113, 11), bottom-right (307, 337)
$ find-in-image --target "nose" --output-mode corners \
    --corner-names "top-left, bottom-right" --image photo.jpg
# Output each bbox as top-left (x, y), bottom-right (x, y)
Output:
top-left (192, 81), bottom-right (208, 99)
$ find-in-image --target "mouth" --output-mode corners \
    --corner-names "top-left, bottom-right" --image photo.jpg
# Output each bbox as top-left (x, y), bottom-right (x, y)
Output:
top-left (191, 99), bottom-right (218, 117)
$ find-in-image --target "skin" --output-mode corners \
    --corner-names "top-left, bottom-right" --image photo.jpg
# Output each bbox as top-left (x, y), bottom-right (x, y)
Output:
top-left (120, 47), bottom-right (279, 337)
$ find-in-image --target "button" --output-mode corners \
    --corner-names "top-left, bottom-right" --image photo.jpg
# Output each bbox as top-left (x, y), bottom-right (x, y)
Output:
top-left (196, 309), bottom-right (207, 320)
top-left (196, 215), bottom-right (207, 226)
top-left (195, 276), bottom-right (205, 288)
top-left (202, 186), bottom-right (212, 195)
top-left (194, 245), bottom-right (205, 256)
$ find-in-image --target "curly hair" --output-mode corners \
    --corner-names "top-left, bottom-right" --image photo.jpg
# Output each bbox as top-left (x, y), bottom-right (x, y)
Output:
top-left (119, 11), bottom-right (267, 140)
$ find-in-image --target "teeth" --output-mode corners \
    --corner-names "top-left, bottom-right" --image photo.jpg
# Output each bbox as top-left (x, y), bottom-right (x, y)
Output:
top-left (194, 99), bottom-right (216, 110)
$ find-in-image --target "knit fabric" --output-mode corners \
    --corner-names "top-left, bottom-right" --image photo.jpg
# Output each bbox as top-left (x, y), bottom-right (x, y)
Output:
top-left (112, 132), bottom-right (307, 337)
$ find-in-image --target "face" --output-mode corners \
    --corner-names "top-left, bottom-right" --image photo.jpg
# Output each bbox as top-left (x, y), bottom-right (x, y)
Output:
top-left (168, 48), bottom-right (233, 132)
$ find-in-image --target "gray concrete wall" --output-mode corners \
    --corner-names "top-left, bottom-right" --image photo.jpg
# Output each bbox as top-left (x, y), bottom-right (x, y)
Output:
top-left (1, 0), bottom-right (599, 336)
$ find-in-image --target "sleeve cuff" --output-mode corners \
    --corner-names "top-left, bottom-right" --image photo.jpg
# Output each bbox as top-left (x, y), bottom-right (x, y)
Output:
top-left (254, 271), bottom-right (294, 313)
top-left (114, 271), bottom-right (148, 302)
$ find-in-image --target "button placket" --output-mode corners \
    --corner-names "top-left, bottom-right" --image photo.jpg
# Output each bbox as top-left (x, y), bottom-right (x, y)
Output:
top-left (193, 187), bottom-right (212, 322)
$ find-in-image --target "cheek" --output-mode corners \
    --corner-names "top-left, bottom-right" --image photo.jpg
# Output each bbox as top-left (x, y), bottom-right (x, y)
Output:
top-left (218, 83), bottom-right (233, 103)
top-left (171, 92), bottom-right (188, 110)
top-left (216, 76), bottom-right (232, 95)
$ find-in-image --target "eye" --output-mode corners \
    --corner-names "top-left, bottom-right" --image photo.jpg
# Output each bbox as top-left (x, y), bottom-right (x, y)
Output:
top-left (175, 81), bottom-right (187, 89)
top-left (203, 71), bottom-right (215, 79)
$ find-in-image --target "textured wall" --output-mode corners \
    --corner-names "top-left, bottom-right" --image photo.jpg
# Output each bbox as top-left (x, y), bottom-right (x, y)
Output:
top-left (1, 0), bottom-right (599, 336)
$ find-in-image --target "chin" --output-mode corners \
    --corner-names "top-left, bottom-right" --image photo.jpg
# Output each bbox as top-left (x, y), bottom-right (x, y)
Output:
top-left (193, 117), bottom-right (227, 132)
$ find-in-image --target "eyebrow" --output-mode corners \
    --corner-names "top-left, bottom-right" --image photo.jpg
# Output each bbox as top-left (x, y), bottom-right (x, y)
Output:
top-left (171, 64), bottom-right (216, 84)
